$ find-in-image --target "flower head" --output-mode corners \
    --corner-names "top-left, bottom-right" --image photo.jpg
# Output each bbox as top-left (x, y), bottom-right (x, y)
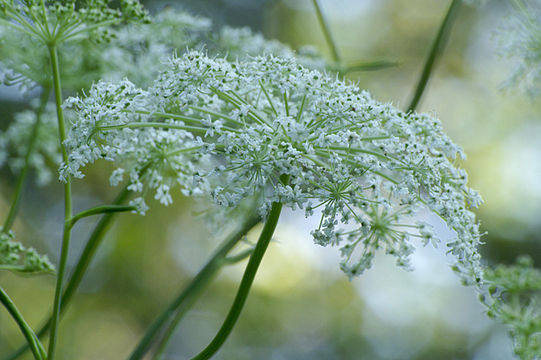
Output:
top-left (63, 51), bottom-right (482, 282)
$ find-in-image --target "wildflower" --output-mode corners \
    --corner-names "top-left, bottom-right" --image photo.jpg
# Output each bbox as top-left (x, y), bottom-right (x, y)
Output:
top-left (62, 51), bottom-right (483, 283)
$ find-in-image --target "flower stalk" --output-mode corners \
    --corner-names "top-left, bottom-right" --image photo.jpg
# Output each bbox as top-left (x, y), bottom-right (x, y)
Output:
top-left (46, 44), bottom-right (72, 360)
top-left (407, 0), bottom-right (462, 112)
top-left (312, 0), bottom-right (341, 64)
top-left (190, 199), bottom-right (284, 360)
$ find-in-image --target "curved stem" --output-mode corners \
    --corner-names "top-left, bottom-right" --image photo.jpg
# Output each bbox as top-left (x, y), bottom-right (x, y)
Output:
top-left (407, 0), bottom-right (462, 112)
top-left (153, 248), bottom-right (255, 360)
top-left (0, 287), bottom-right (45, 360)
top-left (67, 205), bottom-right (135, 230)
top-left (47, 44), bottom-right (72, 360)
top-left (128, 212), bottom-right (261, 360)
top-left (190, 201), bottom-right (283, 360)
top-left (312, 0), bottom-right (341, 64)
top-left (2, 88), bottom-right (50, 233)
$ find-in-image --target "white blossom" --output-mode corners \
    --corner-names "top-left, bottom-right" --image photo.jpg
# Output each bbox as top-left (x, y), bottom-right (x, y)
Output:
top-left (62, 51), bottom-right (483, 283)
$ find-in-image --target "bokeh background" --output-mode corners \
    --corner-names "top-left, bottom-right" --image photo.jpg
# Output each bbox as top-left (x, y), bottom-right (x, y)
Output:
top-left (1, 0), bottom-right (540, 359)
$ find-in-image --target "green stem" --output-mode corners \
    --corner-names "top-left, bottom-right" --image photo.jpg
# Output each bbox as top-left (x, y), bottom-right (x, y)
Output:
top-left (98, 122), bottom-right (208, 135)
top-left (312, 0), bottom-right (341, 64)
top-left (128, 212), bottom-right (261, 360)
top-left (153, 248), bottom-right (255, 360)
top-left (342, 59), bottom-right (400, 74)
top-left (3, 185), bottom-right (134, 360)
top-left (128, 110), bottom-right (244, 128)
top-left (47, 44), bottom-right (72, 360)
top-left (407, 0), bottom-right (462, 112)
top-left (67, 205), bottom-right (135, 230)
top-left (2, 88), bottom-right (50, 233)
top-left (190, 201), bottom-right (283, 360)
top-left (0, 287), bottom-right (46, 360)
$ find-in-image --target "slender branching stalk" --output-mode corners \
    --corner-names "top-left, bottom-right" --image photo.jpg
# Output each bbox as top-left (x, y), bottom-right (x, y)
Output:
top-left (47, 44), bottom-right (72, 360)
top-left (1, 88), bottom-right (50, 233)
top-left (190, 200), bottom-right (284, 360)
top-left (66, 205), bottom-right (136, 230)
top-left (128, 211), bottom-right (261, 360)
top-left (407, 0), bottom-right (462, 112)
top-left (3, 185), bottom-right (135, 360)
top-left (311, 0), bottom-right (341, 64)
top-left (0, 287), bottom-right (46, 360)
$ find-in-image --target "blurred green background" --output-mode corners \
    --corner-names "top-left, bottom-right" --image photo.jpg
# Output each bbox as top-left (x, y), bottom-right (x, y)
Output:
top-left (1, 0), bottom-right (540, 359)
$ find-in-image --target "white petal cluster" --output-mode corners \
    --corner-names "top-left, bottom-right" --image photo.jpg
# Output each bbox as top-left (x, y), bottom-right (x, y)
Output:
top-left (62, 51), bottom-right (482, 282)
top-left (96, 10), bottom-right (326, 88)
top-left (61, 78), bottom-right (210, 210)
top-left (97, 8), bottom-right (212, 87)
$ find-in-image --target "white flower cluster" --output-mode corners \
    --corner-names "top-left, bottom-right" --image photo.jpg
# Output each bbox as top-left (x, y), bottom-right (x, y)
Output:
top-left (96, 9), bottom-right (326, 88)
top-left (0, 7), bottom-right (326, 93)
top-left (0, 103), bottom-right (61, 185)
top-left (0, 0), bottom-right (148, 93)
top-left (0, 8), bottom-right (327, 184)
top-left (61, 79), bottom-right (209, 213)
top-left (97, 8), bottom-right (213, 87)
top-left (0, 0), bottom-right (149, 43)
top-left (62, 51), bottom-right (483, 282)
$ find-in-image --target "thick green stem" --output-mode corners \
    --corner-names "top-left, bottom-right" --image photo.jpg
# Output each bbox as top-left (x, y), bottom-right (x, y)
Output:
top-left (190, 201), bottom-right (283, 360)
top-left (47, 44), bottom-right (72, 360)
top-left (1, 88), bottom-right (50, 233)
top-left (128, 212), bottom-right (261, 360)
top-left (3, 185), bottom-right (133, 360)
top-left (0, 287), bottom-right (46, 360)
top-left (407, 0), bottom-right (462, 112)
top-left (312, 0), bottom-right (341, 64)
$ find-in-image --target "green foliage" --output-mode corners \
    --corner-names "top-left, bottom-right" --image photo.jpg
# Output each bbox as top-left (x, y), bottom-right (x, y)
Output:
top-left (483, 257), bottom-right (541, 360)
top-left (0, 229), bottom-right (54, 273)
top-left (0, 1), bottom-right (539, 360)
